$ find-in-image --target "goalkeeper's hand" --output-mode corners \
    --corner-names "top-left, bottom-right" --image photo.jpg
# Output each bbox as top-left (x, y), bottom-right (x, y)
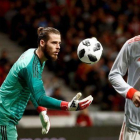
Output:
top-left (61, 92), bottom-right (93, 111)
top-left (37, 106), bottom-right (50, 134)
top-left (39, 110), bottom-right (50, 134)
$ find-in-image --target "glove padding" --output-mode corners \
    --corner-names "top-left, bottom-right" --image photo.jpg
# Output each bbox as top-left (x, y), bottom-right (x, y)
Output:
top-left (68, 92), bottom-right (93, 111)
top-left (39, 111), bottom-right (50, 134)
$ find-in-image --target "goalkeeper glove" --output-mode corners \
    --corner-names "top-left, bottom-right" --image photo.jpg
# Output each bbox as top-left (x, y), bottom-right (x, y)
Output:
top-left (37, 106), bottom-right (50, 134)
top-left (39, 110), bottom-right (50, 134)
top-left (60, 92), bottom-right (93, 111)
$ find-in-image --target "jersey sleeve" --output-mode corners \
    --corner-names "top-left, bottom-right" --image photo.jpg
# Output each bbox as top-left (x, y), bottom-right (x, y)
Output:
top-left (108, 41), bottom-right (137, 99)
top-left (30, 94), bottom-right (39, 108)
top-left (30, 95), bottom-right (48, 113)
top-left (23, 63), bottom-right (62, 110)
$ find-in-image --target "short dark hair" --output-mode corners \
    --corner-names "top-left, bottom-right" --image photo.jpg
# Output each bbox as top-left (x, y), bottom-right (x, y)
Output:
top-left (37, 27), bottom-right (60, 45)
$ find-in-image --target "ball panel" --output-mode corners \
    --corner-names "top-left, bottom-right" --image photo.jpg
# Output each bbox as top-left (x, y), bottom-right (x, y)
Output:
top-left (94, 43), bottom-right (101, 51)
top-left (88, 54), bottom-right (97, 62)
top-left (79, 49), bottom-right (85, 59)
top-left (82, 40), bottom-right (91, 47)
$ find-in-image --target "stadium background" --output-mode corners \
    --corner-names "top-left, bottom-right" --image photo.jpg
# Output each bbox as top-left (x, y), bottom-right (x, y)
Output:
top-left (0, 0), bottom-right (139, 139)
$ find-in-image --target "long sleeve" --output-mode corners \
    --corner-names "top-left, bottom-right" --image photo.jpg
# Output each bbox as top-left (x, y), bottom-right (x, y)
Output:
top-left (108, 41), bottom-right (137, 99)
top-left (23, 57), bottom-right (62, 109)
top-left (30, 94), bottom-right (48, 113)
top-left (30, 94), bottom-right (39, 108)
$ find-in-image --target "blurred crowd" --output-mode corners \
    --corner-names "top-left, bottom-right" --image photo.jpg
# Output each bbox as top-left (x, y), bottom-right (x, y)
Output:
top-left (1, 0), bottom-right (140, 111)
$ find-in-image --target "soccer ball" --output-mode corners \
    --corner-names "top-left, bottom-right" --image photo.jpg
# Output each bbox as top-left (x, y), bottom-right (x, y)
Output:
top-left (77, 37), bottom-right (103, 64)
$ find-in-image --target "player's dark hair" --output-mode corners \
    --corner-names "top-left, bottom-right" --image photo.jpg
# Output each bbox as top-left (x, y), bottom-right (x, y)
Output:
top-left (37, 27), bottom-right (60, 46)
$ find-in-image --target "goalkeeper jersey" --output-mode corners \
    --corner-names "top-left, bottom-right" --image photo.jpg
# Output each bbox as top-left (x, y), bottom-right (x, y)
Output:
top-left (0, 49), bottom-right (61, 125)
top-left (109, 35), bottom-right (140, 131)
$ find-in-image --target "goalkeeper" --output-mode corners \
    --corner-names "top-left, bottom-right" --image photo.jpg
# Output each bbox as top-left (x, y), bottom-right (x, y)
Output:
top-left (0, 27), bottom-right (93, 140)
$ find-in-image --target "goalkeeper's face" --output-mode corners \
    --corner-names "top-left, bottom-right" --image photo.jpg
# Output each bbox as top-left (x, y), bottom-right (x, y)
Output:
top-left (43, 33), bottom-right (61, 61)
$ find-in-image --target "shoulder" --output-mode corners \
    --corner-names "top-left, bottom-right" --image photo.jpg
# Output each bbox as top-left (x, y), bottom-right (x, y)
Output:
top-left (17, 48), bottom-right (36, 68)
top-left (122, 35), bottom-right (140, 51)
top-left (127, 35), bottom-right (140, 45)
top-left (125, 36), bottom-right (140, 57)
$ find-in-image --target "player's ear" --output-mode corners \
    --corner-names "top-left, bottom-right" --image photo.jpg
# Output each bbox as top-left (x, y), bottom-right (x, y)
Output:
top-left (40, 39), bottom-right (45, 47)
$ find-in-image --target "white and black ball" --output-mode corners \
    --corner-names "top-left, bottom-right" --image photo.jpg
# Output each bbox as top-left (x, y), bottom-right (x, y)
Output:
top-left (77, 37), bottom-right (103, 64)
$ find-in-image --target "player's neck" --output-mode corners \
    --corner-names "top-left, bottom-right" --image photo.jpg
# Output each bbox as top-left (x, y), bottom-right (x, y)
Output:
top-left (36, 48), bottom-right (47, 64)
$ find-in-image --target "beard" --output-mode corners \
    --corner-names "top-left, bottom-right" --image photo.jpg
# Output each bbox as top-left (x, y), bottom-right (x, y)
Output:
top-left (42, 44), bottom-right (58, 61)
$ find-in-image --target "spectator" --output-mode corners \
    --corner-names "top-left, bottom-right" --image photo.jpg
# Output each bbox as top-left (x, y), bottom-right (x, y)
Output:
top-left (51, 87), bottom-right (66, 101)
top-left (0, 49), bottom-right (9, 66)
top-left (76, 108), bottom-right (93, 127)
top-left (1, 0), bottom-right (140, 111)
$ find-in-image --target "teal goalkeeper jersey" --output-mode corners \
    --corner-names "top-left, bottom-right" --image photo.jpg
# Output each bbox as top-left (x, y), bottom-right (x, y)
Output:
top-left (0, 49), bottom-right (62, 125)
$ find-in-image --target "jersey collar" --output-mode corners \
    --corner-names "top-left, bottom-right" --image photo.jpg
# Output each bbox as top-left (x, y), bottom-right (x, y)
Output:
top-left (34, 49), bottom-right (43, 66)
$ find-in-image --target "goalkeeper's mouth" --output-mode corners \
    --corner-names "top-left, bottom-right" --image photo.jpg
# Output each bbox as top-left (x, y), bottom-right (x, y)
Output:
top-left (54, 51), bottom-right (59, 55)
top-left (54, 52), bottom-right (58, 55)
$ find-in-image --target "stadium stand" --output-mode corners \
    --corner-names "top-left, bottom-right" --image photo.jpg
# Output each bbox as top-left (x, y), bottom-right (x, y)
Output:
top-left (1, 0), bottom-right (140, 112)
